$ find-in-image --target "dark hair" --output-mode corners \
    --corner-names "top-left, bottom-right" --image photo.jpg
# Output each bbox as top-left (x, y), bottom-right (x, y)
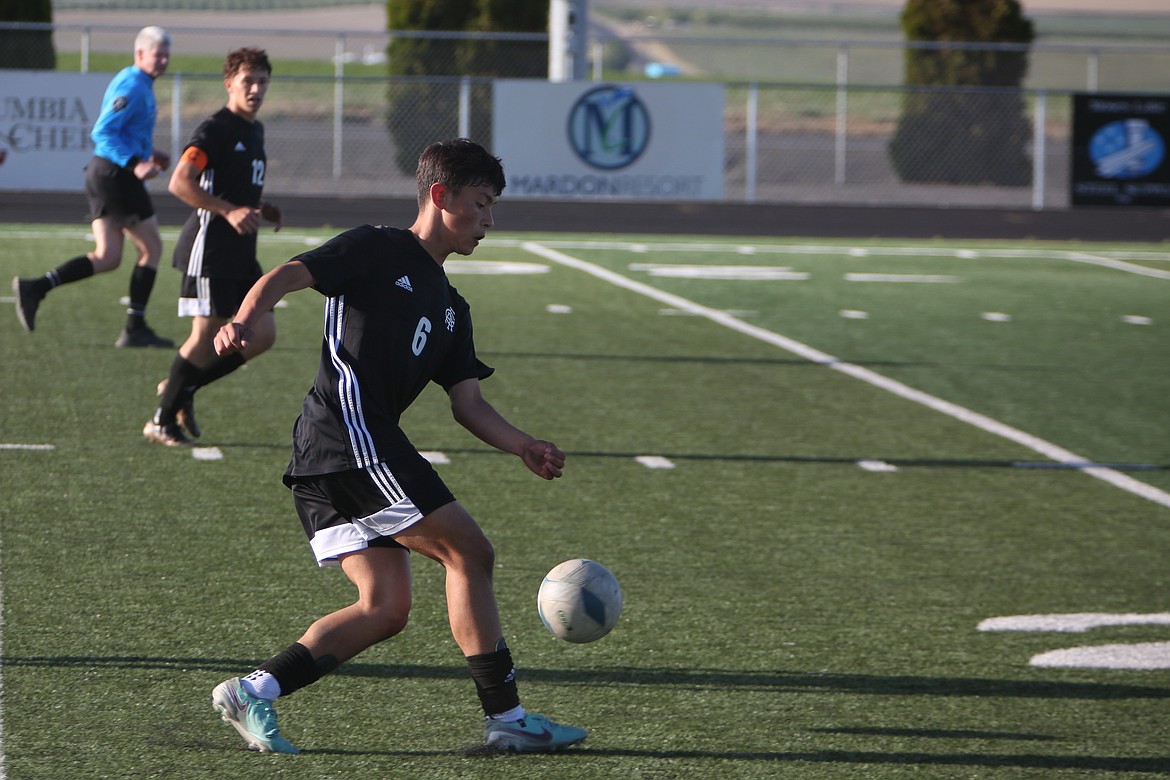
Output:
top-left (224, 47), bottom-right (272, 79)
top-left (416, 138), bottom-right (505, 209)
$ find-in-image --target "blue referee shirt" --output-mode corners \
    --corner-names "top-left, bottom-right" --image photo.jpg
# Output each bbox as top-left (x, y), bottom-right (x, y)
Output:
top-left (90, 65), bottom-right (157, 169)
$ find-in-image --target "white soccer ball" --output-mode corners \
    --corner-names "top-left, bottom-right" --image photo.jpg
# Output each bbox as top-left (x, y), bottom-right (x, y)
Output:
top-left (537, 559), bottom-right (622, 643)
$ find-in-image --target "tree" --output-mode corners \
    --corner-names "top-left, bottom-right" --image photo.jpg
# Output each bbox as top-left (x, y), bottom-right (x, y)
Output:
top-left (0, 0), bottom-right (55, 70)
top-left (888, 0), bottom-right (1034, 185)
top-left (385, 0), bottom-right (548, 176)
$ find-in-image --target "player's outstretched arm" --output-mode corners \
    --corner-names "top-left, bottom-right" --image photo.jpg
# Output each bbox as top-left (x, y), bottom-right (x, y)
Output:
top-left (447, 378), bottom-right (565, 480)
top-left (215, 260), bottom-right (315, 354)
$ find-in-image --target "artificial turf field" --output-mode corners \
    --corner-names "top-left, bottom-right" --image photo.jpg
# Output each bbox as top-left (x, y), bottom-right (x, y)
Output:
top-left (1, 224), bottom-right (1169, 779)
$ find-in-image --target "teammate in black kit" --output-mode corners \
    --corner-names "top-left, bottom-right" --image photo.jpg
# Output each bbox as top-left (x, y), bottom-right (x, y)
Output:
top-left (208, 139), bottom-right (587, 755)
top-left (144, 47), bottom-right (282, 446)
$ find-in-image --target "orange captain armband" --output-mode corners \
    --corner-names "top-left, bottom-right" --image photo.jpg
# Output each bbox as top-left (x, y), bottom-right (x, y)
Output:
top-left (181, 146), bottom-right (209, 170)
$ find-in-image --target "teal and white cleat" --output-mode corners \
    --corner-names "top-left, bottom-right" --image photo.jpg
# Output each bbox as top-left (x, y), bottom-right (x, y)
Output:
top-left (484, 712), bottom-right (587, 752)
top-left (211, 677), bottom-right (300, 754)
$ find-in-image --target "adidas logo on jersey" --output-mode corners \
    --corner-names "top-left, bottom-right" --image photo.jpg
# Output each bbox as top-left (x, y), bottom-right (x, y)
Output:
top-left (234, 141), bottom-right (246, 152)
top-left (395, 276), bottom-right (413, 292)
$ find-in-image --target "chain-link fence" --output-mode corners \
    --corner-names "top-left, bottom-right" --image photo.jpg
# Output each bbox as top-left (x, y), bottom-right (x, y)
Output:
top-left (149, 73), bottom-right (1082, 208)
top-left (3, 21), bottom-right (1167, 208)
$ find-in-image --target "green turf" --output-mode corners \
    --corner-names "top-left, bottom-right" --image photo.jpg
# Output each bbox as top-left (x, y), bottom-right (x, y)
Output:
top-left (2, 225), bottom-right (1169, 778)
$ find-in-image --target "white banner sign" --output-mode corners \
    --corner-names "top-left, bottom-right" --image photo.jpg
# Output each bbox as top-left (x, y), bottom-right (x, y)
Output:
top-left (493, 80), bottom-right (724, 201)
top-left (0, 72), bottom-right (108, 192)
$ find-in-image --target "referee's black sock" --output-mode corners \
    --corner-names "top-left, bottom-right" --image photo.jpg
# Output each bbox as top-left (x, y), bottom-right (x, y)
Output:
top-left (125, 265), bottom-right (157, 330)
top-left (33, 255), bottom-right (94, 297)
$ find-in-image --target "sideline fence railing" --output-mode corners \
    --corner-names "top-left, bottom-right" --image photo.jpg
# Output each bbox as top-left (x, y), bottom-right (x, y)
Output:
top-left (3, 21), bottom-right (1168, 209)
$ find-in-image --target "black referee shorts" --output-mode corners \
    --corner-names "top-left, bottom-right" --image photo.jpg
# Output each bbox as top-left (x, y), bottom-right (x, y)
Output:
top-left (84, 156), bottom-right (154, 225)
top-left (285, 452), bottom-right (456, 567)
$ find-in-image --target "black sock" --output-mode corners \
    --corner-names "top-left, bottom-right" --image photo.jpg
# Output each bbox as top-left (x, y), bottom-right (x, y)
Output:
top-left (194, 352), bottom-right (246, 390)
top-left (34, 255), bottom-right (93, 296)
top-left (125, 265), bottom-right (157, 329)
top-left (155, 356), bottom-right (203, 425)
top-left (259, 642), bottom-right (338, 697)
top-left (466, 639), bottom-right (520, 717)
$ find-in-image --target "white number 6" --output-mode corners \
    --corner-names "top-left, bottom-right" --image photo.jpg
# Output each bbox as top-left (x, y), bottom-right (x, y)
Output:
top-left (412, 317), bottom-right (431, 356)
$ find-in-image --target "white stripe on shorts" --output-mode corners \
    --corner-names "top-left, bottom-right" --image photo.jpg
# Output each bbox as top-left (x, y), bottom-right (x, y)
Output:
top-left (177, 276), bottom-right (211, 317)
top-left (309, 495), bottom-right (424, 567)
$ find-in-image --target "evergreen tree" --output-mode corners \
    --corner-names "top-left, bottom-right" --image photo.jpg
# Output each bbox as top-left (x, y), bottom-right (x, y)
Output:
top-left (1, 0), bottom-right (56, 70)
top-left (889, 0), bottom-right (1034, 185)
top-left (386, 0), bottom-right (547, 175)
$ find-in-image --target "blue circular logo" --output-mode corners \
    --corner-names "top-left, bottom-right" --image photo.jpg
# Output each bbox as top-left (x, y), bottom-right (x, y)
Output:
top-left (1089, 119), bottom-right (1165, 180)
top-left (567, 85), bottom-right (651, 171)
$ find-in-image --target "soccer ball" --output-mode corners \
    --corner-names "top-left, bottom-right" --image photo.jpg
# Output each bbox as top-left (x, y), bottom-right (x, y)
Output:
top-left (537, 559), bottom-right (622, 643)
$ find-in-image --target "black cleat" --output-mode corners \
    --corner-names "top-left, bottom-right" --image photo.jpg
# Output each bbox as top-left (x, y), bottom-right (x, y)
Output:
top-left (177, 396), bottom-right (201, 439)
top-left (115, 323), bottom-right (174, 348)
top-left (156, 379), bottom-right (201, 438)
top-left (143, 420), bottom-right (194, 447)
top-left (12, 277), bottom-right (42, 333)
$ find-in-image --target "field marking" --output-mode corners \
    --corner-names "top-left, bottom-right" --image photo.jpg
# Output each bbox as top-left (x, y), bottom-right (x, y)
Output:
top-left (1031, 642), bottom-right (1170, 670)
top-left (522, 241), bottom-right (1170, 510)
top-left (629, 263), bottom-right (810, 281)
top-left (497, 237), bottom-right (1170, 280)
top-left (845, 273), bottom-right (958, 283)
top-left (9, 228), bottom-right (1170, 279)
top-left (980, 614), bottom-right (1170, 670)
top-left (635, 455), bottom-right (676, 469)
top-left (445, 260), bottom-right (549, 275)
top-left (979, 613), bottom-right (1170, 632)
top-left (857, 459), bottom-right (898, 472)
top-left (0, 444), bottom-right (55, 451)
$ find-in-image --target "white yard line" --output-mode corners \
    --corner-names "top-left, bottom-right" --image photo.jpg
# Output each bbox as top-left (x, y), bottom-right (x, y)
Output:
top-left (500, 238), bottom-right (1170, 280)
top-left (522, 241), bottom-right (1170, 510)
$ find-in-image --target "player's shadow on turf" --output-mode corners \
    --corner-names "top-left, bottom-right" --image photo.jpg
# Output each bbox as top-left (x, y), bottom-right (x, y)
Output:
top-left (11, 656), bottom-right (1169, 770)
top-left (6, 655), bottom-right (1170, 702)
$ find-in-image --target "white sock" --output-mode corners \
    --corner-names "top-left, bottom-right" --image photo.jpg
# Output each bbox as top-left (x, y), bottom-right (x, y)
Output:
top-left (241, 669), bottom-right (281, 701)
top-left (488, 704), bottom-right (526, 722)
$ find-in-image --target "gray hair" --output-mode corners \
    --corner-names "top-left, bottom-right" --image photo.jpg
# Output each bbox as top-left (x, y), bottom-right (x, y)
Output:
top-left (134, 26), bottom-right (171, 51)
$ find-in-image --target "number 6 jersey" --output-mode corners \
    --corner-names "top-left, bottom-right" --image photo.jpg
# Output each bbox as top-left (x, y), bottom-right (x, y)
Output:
top-left (285, 225), bottom-right (495, 477)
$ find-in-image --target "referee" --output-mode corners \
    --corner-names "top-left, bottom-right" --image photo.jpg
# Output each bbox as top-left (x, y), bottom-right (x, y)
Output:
top-left (13, 26), bottom-right (174, 348)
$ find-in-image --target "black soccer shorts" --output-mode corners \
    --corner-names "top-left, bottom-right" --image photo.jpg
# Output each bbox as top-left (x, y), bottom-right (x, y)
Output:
top-left (177, 270), bottom-right (261, 318)
top-left (285, 453), bottom-right (455, 567)
top-left (84, 156), bottom-right (154, 225)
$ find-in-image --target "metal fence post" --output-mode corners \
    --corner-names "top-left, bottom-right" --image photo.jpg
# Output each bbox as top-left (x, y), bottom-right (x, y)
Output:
top-left (80, 26), bottom-right (90, 74)
top-left (459, 76), bottom-right (471, 139)
top-left (1088, 49), bottom-right (1100, 91)
top-left (745, 82), bottom-right (758, 203)
top-left (835, 43), bottom-right (848, 185)
top-left (171, 72), bottom-right (182, 163)
top-left (1032, 90), bottom-right (1047, 211)
top-left (333, 34), bottom-right (345, 180)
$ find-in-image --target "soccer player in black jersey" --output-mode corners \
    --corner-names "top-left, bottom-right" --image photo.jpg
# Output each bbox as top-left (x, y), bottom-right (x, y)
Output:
top-left (208, 139), bottom-right (586, 754)
top-left (144, 48), bottom-right (283, 446)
